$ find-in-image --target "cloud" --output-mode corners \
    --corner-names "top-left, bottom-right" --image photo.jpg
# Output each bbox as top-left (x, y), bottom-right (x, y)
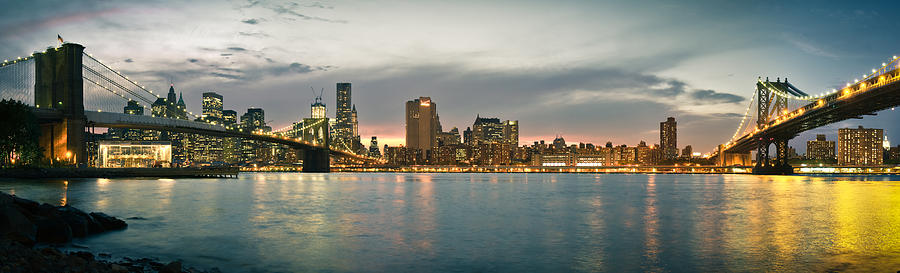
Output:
top-left (227, 47), bottom-right (247, 52)
top-left (124, 58), bottom-right (133, 63)
top-left (689, 89), bottom-right (744, 104)
top-left (241, 18), bottom-right (259, 25)
top-left (270, 4), bottom-right (347, 23)
top-left (187, 58), bottom-right (200, 63)
top-left (783, 34), bottom-right (838, 58)
top-left (238, 31), bottom-right (269, 38)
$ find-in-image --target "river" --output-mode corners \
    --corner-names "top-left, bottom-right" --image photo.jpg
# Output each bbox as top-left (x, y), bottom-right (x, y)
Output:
top-left (2, 173), bottom-right (899, 272)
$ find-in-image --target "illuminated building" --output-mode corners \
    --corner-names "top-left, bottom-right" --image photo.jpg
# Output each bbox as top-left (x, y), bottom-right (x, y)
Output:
top-left (503, 120), bottom-right (519, 146)
top-left (681, 145), bottom-right (692, 158)
top-left (552, 136), bottom-right (566, 150)
top-left (201, 92), bottom-right (223, 121)
top-left (192, 92), bottom-right (225, 164)
top-left (368, 136), bottom-right (381, 157)
top-left (222, 110), bottom-right (241, 164)
top-left (806, 134), bottom-right (835, 161)
top-left (437, 127), bottom-right (461, 146)
top-left (838, 126), bottom-right (883, 165)
top-left (636, 141), bottom-right (651, 165)
top-left (541, 154), bottom-right (574, 167)
top-left (406, 97), bottom-right (440, 155)
top-left (660, 117), bottom-right (677, 159)
top-left (98, 140), bottom-right (171, 168)
top-left (333, 83), bottom-right (361, 152)
top-left (241, 108), bottom-right (270, 163)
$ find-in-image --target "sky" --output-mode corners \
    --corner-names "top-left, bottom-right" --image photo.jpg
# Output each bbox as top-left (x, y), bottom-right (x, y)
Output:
top-left (2, 0), bottom-right (899, 153)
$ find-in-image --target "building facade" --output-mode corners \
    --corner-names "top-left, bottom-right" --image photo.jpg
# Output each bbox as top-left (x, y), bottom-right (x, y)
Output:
top-left (838, 126), bottom-right (883, 165)
top-left (406, 97), bottom-right (440, 155)
top-left (660, 117), bottom-right (677, 159)
top-left (806, 134), bottom-right (835, 161)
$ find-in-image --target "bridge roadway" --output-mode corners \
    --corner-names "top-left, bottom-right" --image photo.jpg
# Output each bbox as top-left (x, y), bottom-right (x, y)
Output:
top-left (33, 108), bottom-right (367, 161)
top-left (720, 66), bottom-right (900, 155)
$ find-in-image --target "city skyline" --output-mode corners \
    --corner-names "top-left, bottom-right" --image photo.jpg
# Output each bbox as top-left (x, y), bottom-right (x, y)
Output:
top-left (3, 1), bottom-right (900, 152)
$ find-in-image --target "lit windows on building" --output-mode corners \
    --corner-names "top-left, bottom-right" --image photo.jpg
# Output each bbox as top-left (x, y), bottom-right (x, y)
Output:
top-left (98, 141), bottom-right (172, 168)
top-left (806, 134), bottom-right (835, 160)
top-left (838, 126), bottom-right (883, 165)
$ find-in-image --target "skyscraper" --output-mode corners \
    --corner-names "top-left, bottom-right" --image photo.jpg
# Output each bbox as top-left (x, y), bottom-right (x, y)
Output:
top-left (222, 110), bottom-right (241, 164)
top-left (406, 97), bottom-right (440, 154)
top-left (241, 108), bottom-right (269, 163)
top-left (194, 92), bottom-right (225, 164)
top-left (660, 117), bottom-right (677, 159)
top-left (201, 92), bottom-right (223, 122)
top-left (333, 82), bottom-right (360, 151)
top-left (838, 126), bottom-right (883, 165)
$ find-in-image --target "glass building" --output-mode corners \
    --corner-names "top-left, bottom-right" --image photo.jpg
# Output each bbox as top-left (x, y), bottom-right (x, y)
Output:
top-left (98, 141), bottom-right (172, 168)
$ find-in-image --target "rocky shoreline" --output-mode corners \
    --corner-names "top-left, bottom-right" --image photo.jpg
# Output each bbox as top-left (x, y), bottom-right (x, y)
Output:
top-left (0, 192), bottom-right (221, 273)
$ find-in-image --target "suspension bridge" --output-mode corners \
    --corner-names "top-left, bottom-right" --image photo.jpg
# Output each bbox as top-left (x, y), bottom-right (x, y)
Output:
top-left (0, 42), bottom-right (375, 172)
top-left (713, 54), bottom-right (900, 174)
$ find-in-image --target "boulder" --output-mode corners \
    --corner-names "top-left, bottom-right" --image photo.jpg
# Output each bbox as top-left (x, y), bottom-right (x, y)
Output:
top-left (89, 212), bottom-right (127, 230)
top-left (35, 217), bottom-right (73, 243)
top-left (12, 196), bottom-right (39, 214)
top-left (0, 192), bottom-right (13, 207)
top-left (57, 206), bottom-right (91, 237)
top-left (0, 205), bottom-right (36, 245)
top-left (160, 261), bottom-right (183, 273)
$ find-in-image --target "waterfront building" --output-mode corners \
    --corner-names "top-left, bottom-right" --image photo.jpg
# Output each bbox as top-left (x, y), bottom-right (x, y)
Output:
top-left (406, 97), bottom-right (440, 155)
top-left (636, 141), bottom-right (651, 165)
top-left (97, 140), bottom-right (172, 168)
top-left (472, 115), bottom-right (505, 145)
top-left (463, 127), bottom-right (473, 146)
top-left (660, 117), bottom-right (677, 159)
top-left (384, 146), bottom-right (410, 165)
top-left (552, 136), bottom-right (566, 150)
top-left (681, 145), bottom-right (693, 158)
top-left (838, 126), bottom-right (883, 165)
top-left (503, 120), bottom-right (519, 147)
top-left (192, 92), bottom-right (225, 165)
top-left (806, 134), bottom-right (835, 161)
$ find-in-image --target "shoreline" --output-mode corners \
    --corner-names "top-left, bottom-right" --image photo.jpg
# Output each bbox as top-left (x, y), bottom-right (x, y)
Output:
top-left (0, 167), bottom-right (238, 179)
top-left (0, 192), bottom-right (221, 272)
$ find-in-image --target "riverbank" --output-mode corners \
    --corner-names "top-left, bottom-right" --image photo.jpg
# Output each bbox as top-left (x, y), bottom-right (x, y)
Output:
top-left (0, 167), bottom-right (238, 179)
top-left (0, 192), bottom-right (221, 272)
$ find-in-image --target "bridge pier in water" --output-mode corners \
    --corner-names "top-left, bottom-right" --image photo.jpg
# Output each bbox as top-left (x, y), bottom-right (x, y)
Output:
top-left (33, 43), bottom-right (87, 165)
top-left (302, 148), bottom-right (330, 172)
top-left (752, 137), bottom-right (794, 175)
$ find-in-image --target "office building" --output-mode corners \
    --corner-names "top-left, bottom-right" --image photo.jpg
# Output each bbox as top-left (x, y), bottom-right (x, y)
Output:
top-left (368, 136), bottom-right (381, 158)
top-left (406, 97), bottom-right (440, 154)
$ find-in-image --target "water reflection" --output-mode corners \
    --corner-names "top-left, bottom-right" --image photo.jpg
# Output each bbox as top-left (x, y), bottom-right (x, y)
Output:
top-left (0, 174), bottom-right (899, 272)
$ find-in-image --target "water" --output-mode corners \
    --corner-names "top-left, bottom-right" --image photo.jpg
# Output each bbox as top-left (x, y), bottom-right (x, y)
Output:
top-left (2, 173), bottom-right (900, 272)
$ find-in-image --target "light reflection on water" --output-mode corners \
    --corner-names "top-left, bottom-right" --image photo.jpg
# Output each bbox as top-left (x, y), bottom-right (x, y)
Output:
top-left (1, 173), bottom-right (900, 272)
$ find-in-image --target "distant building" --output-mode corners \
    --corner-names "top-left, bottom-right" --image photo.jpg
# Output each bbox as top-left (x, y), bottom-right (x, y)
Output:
top-left (660, 117), bottom-right (677, 159)
top-left (201, 92), bottom-right (223, 122)
top-left (222, 110), bottom-right (241, 164)
top-left (193, 92), bottom-right (225, 164)
top-left (368, 136), bottom-right (381, 158)
top-left (303, 97), bottom-right (329, 147)
top-left (406, 97), bottom-right (440, 155)
top-left (333, 83), bottom-right (361, 152)
top-left (838, 126), bottom-right (883, 165)
top-left (806, 134), bottom-right (835, 161)
top-left (241, 108), bottom-right (270, 163)
top-left (681, 145), bottom-right (692, 158)
top-left (552, 136), bottom-right (566, 150)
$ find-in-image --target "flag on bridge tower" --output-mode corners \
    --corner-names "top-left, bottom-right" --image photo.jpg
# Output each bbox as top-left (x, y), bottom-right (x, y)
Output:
top-left (57, 34), bottom-right (64, 44)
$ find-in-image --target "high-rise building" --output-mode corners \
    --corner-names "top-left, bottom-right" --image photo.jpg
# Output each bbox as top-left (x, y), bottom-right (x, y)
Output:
top-left (194, 92), bottom-right (225, 164)
top-left (806, 134), bottom-right (835, 161)
top-left (838, 126), bottom-right (883, 165)
top-left (660, 117), bottom-right (677, 159)
top-left (503, 120), bottom-right (519, 147)
top-left (222, 110), bottom-right (241, 164)
top-left (472, 115), bottom-right (504, 145)
top-left (201, 92), bottom-right (223, 122)
top-left (241, 108), bottom-right (270, 163)
top-left (368, 136), bottom-right (381, 158)
top-left (333, 83), bottom-right (360, 152)
top-left (406, 97), bottom-right (440, 154)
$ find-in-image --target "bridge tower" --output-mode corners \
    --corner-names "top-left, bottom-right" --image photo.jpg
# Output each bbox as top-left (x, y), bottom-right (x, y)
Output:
top-left (753, 78), bottom-right (793, 175)
top-left (33, 43), bottom-right (86, 165)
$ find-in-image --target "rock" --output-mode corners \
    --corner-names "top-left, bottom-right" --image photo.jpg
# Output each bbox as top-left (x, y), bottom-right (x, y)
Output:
top-left (0, 192), bottom-right (13, 207)
top-left (35, 217), bottom-right (72, 243)
top-left (89, 212), bottom-right (127, 230)
top-left (71, 251), bottom-right (94, 261)
top-left (40, 247), bottom-right (64, 258)
top-left (0, 205), bottom-right (36, 245)
top-left (12, 196), bottom-right (39, 214)
top-left (160, 261), bottom-right (183, 273)
top-left (35, 203), bottom-right (57, 218)
top-left (110, 264), bottom-right (129, 273)
top-left (57, 206), bottom-right (91, 237)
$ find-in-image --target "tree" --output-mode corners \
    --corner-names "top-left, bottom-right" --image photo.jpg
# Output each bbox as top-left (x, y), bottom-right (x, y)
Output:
top-left (0, 99), bottom-right (43, 167)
